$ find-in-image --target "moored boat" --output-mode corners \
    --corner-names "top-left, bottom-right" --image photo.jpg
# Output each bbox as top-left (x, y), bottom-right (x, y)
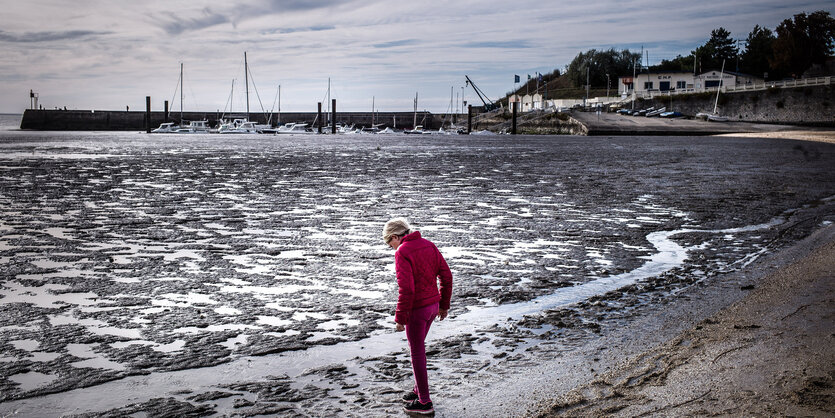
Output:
top-left (274, 122), bottom-right (315, 134)
top-left (151, 122), bottom-right (179, 133)
top-left (174, 120), bottom-right (210, 133)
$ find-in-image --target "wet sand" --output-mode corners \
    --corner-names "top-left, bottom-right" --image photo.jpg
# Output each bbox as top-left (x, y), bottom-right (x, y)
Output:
top-left (717, 129), bottom-right (835, 144)
top-left (531, 224), bottom-right (834, 417)
top-left (1, 128), bottom-right (834, 416)
top-left (524, 132), bottom-right (835, 417)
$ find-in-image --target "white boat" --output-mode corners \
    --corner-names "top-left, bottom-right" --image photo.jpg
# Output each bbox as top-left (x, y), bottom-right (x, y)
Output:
top-left (174, 120), bottom-right (210, 133)
top-left (359, 123), bottom-right (383, 134)
top-left (404, 125), bottom-right (428, 135)
top-left (217, 118), bottom-right (259, 134)
top-left (275, 122), bottom-right (314, 134)
top-left (702, 59), bottom-right (729, 123)
top-left (646, 107), bottom-right (666, 117)
top-left (376, 127), bottom-right (397, 134)
top-left (151, 122), bottom-right (179, 133)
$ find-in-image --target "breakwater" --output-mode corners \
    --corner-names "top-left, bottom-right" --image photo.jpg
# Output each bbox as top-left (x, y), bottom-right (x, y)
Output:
top-left (19, 109), bottom-right (459, 131)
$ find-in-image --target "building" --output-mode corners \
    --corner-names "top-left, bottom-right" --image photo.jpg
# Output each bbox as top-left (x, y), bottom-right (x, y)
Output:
top-left (618, 70), bottom-right (764, 96)
top-left (508, 94), bottom-right (522, 110)
top-left (521, 93), bottom-right (544, 112)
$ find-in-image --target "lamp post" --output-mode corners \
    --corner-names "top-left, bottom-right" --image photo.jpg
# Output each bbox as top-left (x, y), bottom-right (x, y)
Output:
top-left (606, 73), bottom-right (610, 103)
top-left (585, 63), bottom-right (590, 107)
top-left (631, 57), bottom-right (637, 111)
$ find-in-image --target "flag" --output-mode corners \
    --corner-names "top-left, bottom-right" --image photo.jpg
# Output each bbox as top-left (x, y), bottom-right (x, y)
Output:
top-left (538, 73), bottom-right (543, 83)
top-left (527, 74), bottom-right (531, 80)
top-left (514, 75), bottom-right (520, 83)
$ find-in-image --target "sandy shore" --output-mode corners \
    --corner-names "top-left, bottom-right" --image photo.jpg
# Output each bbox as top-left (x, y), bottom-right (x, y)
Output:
top-left (717, 129), bottom-right (835, 144)
top-left (532, 224), bottom-right (835, 417)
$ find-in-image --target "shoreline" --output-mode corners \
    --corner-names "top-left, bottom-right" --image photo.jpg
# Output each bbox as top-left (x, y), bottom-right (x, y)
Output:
top-left (532, 223), bottom-right (835, 417)
top-left (442, 223), bottom-right (834, 417)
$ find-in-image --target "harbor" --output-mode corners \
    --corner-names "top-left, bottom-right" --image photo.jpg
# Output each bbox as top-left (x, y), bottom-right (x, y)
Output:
top-left (18, 108), bottom-right (444, 132)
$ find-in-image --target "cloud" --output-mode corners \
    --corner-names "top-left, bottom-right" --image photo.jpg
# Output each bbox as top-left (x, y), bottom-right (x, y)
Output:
top-left (263, 0), bottom-right (355, 12)
top-left (159, 8), bottom-right (230, 35)
top-left (460, 40), bottom-right (533, 49)
top-left (0, 30), bottom-right (110, 43)
top-left (372, 39), bottom-right (418, 49)
top-left (262, 25), bottom-right (335, 35)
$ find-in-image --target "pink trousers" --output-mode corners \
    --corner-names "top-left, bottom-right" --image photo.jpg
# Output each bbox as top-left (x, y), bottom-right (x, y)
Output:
top-left (405, 302), bottom-right (439, 404)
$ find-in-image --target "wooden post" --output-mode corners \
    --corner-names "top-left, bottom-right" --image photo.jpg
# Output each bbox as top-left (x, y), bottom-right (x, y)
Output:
top-left (512, 102), bottom-right (517, 135)
top-left (331, 99), bottom-right (337, 134)
top-left (145, 96), bottom-right (151, 133)
top-left (317, 102), bottom-right (322, 134)
top-left (164, 100), bottom-right (169, 123)
top-left (467, 105), bottom-right (472, 134)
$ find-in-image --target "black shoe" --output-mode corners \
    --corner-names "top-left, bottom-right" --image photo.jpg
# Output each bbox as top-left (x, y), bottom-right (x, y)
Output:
top-left (402, 391), bottom-right (419, 402)
top-left (403, 399), bottom-right (434, 414)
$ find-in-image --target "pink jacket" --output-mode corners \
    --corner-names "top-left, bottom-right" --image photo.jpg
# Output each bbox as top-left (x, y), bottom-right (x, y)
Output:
top-left (394, 231), bottom-right (453, 325)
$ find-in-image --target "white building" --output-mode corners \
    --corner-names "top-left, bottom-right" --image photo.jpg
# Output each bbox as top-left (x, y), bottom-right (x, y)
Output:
top-left (521, 93), bottom-right (544, 112)
top-left (619, 70), bottom-right (764, 96)
top-left (508, 94), bottom-right (522, 111)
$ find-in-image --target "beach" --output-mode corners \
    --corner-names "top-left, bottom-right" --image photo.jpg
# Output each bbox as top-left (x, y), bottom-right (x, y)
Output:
top-left (1, 119), bottom-right (834, 416)
top-left (519, 130), bottom-right (835, 417)
top-left (530, 223), bottom-right (834, 417)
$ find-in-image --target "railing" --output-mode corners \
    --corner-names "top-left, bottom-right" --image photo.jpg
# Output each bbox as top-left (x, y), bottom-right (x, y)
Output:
top-left (626, 76), bottom-right (833, 100)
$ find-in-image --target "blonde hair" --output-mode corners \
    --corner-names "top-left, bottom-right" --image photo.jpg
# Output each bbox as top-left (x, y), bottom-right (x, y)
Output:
top-left (382, 217), bottom-right (411, 242)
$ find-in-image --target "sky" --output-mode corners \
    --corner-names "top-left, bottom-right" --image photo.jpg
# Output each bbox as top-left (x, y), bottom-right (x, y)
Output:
top-left (1, 0), bottom-right (833, 114)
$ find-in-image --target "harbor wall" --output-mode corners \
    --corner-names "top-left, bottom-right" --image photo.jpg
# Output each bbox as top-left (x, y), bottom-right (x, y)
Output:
top-left (634, 84), bottom-right (835, 126)
top-left (19, 109), bottom-right (455, 131)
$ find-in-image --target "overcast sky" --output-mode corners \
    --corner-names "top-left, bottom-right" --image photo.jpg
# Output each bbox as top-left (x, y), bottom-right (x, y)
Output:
top-left (1, 0), bottom-right (832, 114)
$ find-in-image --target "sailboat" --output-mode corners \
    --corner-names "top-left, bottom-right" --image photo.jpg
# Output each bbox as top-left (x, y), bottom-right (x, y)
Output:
top-left (217, 52), bottom-right (273, 133)
top-left (158, 63), bottom-right (209, 133)
top-left (216, 79), bottom-right (258, 134)
top-left (697, 59), bottom-right (729, 122)
top-left (404, 92), bottom-right (428, 134)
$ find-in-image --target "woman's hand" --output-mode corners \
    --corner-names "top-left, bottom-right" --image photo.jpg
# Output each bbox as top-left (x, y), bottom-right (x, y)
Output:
top-left (396, 323), bottom-right (405, 332)
top-left (438, 309), bottom-right (448, 321)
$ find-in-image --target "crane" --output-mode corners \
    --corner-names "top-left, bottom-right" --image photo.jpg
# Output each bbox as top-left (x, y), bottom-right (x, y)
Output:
top-left (465, 75), bottom-right (498, 111)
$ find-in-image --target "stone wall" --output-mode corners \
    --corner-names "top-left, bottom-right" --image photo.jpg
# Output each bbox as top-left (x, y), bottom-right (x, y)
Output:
top-left (634, 84), bottom-right (835, 126)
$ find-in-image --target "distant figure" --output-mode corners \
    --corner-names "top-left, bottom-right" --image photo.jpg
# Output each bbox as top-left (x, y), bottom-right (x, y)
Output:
top-left (126, 106), bottom-right (129, 112)
top-left (382, 218), bottom-right (452, 415)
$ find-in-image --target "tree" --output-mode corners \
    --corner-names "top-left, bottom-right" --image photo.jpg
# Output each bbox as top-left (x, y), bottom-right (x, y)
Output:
top-left (651, 55), bottom-right (694, 73)
top-left (693, 27), bottom-right (738, 73)
top-left (564, 48), bottom-right (641, 88)
top-left (740, 25), bottom-right (775, 78)
top-left (771, 10), bottom-right (835, 78)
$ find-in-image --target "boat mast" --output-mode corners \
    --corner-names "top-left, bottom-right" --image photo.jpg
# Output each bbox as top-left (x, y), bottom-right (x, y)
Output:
top-left (180, 63), bottom-right (184, 124)
top-left (413, 92), bottom-right (418, 128)
top-left (278, 85), bottom-right (281, 124)
top-left (713, 59), bottom-right (725, 115)
top-left (450, 86), bottom-right (454, 126)
top-left (372, 96), bottom-right (375, 126)
top-left (327, 78), bottom-right (331, 124)
top-left (244, 52), bottom-right (250, 121)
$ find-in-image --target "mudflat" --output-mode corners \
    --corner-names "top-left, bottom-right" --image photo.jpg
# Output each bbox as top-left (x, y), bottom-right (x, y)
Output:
top-left (533, 224), bottom-right (835, 417)
top-left (0, 129), bottom-right (834, 416)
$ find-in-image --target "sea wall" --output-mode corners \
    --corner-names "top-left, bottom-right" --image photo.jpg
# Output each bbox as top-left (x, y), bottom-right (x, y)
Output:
top-left (19, 109), bottom-right (448, 131)
top-left (635, 84), bottom-right (835, 126)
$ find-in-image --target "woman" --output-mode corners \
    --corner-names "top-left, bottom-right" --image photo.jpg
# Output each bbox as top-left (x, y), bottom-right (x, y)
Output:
top-left (383, 218), bottom-right (453, 415)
